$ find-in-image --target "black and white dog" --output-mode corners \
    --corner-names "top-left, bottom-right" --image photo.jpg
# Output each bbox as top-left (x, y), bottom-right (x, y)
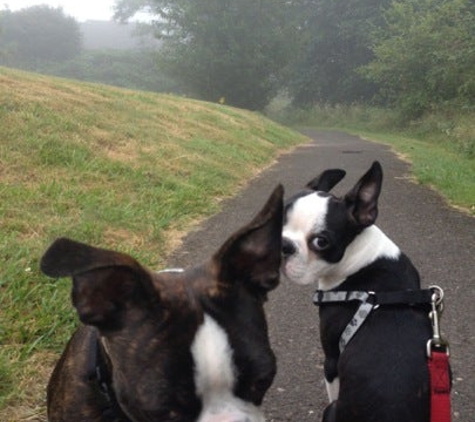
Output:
top-left (281, 162), bottom-right (440, 422)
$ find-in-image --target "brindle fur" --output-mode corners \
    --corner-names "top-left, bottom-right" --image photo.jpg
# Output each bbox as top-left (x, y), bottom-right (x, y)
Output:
top-left (42, 185), bottom-right (283, 422)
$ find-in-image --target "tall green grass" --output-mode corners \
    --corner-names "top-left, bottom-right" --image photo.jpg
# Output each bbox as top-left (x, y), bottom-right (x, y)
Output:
top-left (0, 67), bottom-right (306, 420)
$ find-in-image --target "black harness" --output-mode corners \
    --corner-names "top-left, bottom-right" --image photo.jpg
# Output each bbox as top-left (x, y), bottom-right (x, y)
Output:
top-left (313, 288), bottom-right (435, 352)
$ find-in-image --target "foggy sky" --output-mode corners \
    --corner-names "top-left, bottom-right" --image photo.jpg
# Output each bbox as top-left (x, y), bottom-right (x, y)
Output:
top-left (3, 0), bottom-right (116, 22)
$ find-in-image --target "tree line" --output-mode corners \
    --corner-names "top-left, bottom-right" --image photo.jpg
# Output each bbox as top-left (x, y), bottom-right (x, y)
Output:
top-left (1, 0), bottom-right (474, 118)
top-left (0, 5), bottom-right (175, 93)
top-left (114, 0), bottom-right (474, 117)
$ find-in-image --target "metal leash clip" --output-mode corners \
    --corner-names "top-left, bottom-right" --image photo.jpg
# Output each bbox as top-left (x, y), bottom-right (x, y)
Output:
top-left (427, 285), bottom-right (450, 357)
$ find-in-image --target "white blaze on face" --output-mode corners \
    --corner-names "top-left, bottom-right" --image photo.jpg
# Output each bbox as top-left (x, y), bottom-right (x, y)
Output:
top-left (192, 314), bottom-right (265, 422)
top-left (282, 193), bottom-right (330, 285)
top-left (286, 194), bottom-right (330, 238)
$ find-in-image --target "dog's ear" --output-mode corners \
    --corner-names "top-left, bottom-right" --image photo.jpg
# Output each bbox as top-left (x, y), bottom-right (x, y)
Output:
top-left (344, 161), bottom-right (382, 228)
top-left (41, 238), bottom-right (157, 329)
top-left (306, 169), bottom-right (346, 192)
top-left (214, 185), bottom-right (284, 293)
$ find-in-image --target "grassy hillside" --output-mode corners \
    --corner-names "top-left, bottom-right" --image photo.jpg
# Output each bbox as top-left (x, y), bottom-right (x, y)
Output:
top-left (0, 67), bottom-right (307, 420)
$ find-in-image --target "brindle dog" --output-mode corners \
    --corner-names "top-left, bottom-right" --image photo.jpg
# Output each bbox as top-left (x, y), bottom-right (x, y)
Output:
top-left (41, 185), bottom-right (284, 422)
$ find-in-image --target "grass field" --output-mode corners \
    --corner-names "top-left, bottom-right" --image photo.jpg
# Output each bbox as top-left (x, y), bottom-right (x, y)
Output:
top-left (356, 131), bottom-right (475, 214)
top-left (0, 67), bottom-right (307, 421)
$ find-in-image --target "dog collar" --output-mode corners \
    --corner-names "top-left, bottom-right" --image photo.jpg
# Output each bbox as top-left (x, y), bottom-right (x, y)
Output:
top-left (313, 289), bottom-right (434, 353)
top-left (87, 335), bottom-right (131, 420)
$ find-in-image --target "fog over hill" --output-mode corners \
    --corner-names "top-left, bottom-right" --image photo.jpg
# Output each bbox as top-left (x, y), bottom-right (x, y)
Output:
top-left (80, 20), bottom-right (160, 50)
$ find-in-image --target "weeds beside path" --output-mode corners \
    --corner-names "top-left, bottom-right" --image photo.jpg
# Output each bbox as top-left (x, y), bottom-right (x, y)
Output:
top-left (266, 104), bottom-right (475, 215)
top-left (347, 130), bottom-right (475, 216)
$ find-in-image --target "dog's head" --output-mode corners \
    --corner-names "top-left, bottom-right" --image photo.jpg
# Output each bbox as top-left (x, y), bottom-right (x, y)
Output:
top-left (41, 185), bottom-right (283, 422)
top-left (282, 161), bottom-right (392, 289)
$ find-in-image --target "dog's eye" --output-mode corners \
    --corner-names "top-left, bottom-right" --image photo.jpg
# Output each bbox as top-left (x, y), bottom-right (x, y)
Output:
top-left (311, 235), bottom-right (330, 251)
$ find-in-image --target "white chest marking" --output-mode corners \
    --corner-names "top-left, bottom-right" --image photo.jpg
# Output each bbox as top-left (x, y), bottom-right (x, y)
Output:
top-left (325, 377), bottom-right (340, 402)
top-left (192, 314), bottom-right (236, 398)
top-left (191, 314), bottom-right (265, 422)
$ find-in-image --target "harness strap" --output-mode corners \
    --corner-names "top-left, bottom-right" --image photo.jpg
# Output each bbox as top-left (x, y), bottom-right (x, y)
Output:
top-left (371, 289), bottom-right (433, 306)
top-left (313, 289), bottom-right (434, 353)
top-left (314, 289), bottom-right (433, 306)
top-left (313, 290), bottom-right (374, 353)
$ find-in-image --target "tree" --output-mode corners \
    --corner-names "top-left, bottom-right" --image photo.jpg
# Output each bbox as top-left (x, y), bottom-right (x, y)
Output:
top-left (287, 0), bottom-right (392, 107)
top-left (114, 0), bottom-right (302, 110)
top-left (0, 5), bottom-right (82, 69)
top-left (361, 0), bottom-right (475, 117)
top-left (50, 49), bottom-right (180, 93)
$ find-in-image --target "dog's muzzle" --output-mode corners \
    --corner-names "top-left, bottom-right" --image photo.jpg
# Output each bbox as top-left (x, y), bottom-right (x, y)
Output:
top-left (282, 238), bottom-right (297, 258)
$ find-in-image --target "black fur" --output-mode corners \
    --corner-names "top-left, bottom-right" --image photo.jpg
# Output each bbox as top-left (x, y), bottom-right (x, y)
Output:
top-left (319, 255), bottom-right (432, 422)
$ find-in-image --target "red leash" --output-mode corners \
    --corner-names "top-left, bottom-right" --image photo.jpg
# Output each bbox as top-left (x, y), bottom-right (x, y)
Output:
top-left (427, 286), bottom-right (451, 422)
top-left (428, 350), bottom-right (451, 422)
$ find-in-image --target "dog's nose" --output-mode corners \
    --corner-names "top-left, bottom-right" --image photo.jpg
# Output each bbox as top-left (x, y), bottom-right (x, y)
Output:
top-left (282, 238), bottom-right (296, 258)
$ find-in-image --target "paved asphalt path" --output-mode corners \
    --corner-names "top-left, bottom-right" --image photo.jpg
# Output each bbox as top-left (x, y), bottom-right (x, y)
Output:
top-left (167, 130), bottom-right (475, 421)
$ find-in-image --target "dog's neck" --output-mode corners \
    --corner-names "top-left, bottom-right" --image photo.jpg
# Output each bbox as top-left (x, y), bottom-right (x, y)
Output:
top-left (318, 225), bottom-right (400, 291)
